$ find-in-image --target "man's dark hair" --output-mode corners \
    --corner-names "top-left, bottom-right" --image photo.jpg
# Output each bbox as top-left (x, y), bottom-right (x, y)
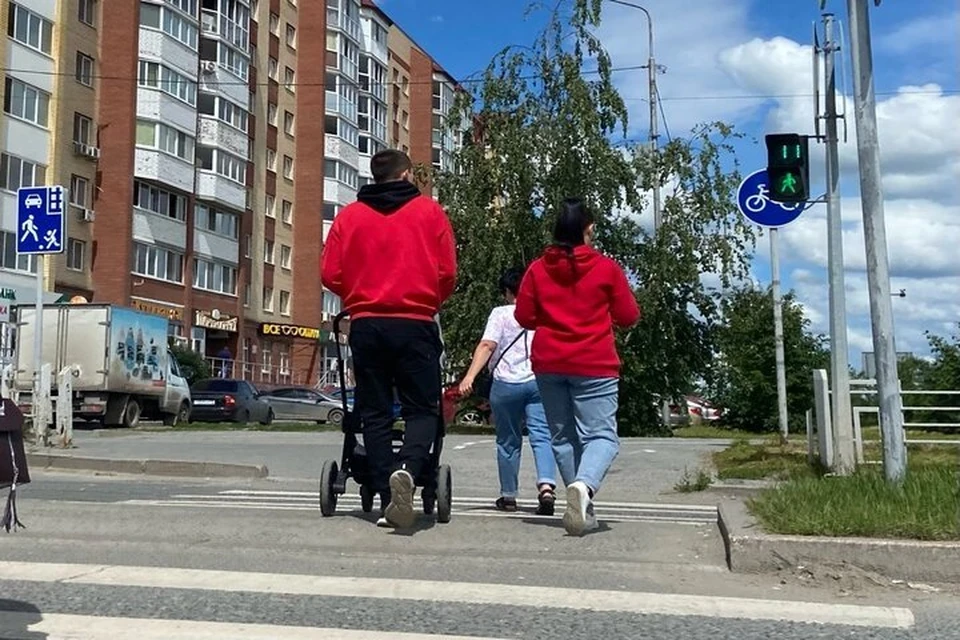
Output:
top-left (370, 149), bottom-right (413, 183)
top-left (498, 266), bottom-right (526, 297)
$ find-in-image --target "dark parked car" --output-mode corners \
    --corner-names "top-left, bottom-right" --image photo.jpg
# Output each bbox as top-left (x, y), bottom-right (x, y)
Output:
top-left (189, 379), bottom-right (274, 425)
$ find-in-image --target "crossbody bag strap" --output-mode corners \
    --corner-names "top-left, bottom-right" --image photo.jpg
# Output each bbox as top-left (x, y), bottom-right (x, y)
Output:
top-left (489, 330), bottom-right (527, 374)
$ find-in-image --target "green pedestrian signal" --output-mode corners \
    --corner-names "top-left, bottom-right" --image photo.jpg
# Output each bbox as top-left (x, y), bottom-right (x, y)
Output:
top-left (765, 133), bottom-right (810, 203)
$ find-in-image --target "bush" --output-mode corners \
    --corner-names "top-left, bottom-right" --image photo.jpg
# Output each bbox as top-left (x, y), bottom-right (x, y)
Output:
top-left (170, 343), bottom-right (210, 386)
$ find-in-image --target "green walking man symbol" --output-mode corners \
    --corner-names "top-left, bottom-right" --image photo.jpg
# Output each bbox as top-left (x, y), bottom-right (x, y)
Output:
top-left (778, 172), bottom-right (798, 194)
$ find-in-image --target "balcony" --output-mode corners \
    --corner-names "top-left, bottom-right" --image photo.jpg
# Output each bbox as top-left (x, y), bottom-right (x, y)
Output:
top-left (132, 207), bottom-right (188, 250)
top-left (327, 9), bottom-right (362, 43)
top-left (135, 148), bottom-right (194, 193)
top-left (199, 59), bottom-right (250, 109)
top-left (196, 170), bottom-right (246, 211)
top-left (136, 88), bottom-right (197, 134)
top-left (325, 91), bottom-right (357, 122)
top-left (324, 178), bottom-right (357, 206)
top-left (200, 10), bottom-right (249, 54)
top-left (197, 117), bottom-right (249, 160)
top-left (139, 28), bottom-right (197, 78)
top-left (325, 135), bottom-right (358, 166)
top-left (194, 228), bottom-right (239, 264)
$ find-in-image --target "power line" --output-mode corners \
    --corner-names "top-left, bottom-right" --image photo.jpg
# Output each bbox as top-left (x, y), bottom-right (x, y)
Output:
top-left (7, 66), bottom-right (955, 102)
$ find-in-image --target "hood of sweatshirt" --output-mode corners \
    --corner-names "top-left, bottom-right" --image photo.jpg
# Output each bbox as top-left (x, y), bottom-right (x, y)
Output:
top-left (542, 244), bottom-right (602, 286)
top-left (357, 180), bottom-right (422, 214)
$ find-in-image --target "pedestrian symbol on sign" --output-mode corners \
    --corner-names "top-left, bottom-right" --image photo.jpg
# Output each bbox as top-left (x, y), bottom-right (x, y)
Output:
top-left (44, 229), bottom-right (60, 251)
top-left (20, 215), bottom-right (39, 244)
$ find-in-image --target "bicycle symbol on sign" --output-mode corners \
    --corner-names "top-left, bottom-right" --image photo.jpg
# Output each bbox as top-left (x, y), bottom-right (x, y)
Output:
top-left (745, 184), bottom-right (801, 214)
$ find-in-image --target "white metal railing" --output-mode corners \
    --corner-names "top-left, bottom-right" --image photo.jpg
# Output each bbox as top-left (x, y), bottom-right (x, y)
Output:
top-left (205, 357), bottom-right (309, 388)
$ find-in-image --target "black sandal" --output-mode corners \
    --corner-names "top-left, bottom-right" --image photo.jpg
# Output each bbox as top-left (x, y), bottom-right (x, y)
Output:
top-left (537, 486), bottom-right (556, 516)
top-left (495, 497), bottom-right (517, 512)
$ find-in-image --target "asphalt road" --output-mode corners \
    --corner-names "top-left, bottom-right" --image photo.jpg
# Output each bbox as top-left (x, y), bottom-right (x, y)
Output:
top-left (2, 469), bottom-right (959, 639)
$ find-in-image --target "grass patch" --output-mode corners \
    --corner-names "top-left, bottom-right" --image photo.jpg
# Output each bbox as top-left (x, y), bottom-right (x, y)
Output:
top-left (674, 467), bottom-right (713, 493)
top-left (712, 439), bottom-right (815, 480)
top-left (672, 425), bottom-right (759, 439)
top-left (859, 426), bottom-right (960, 442)
top-left (749, 466), bottom-right (960, 540)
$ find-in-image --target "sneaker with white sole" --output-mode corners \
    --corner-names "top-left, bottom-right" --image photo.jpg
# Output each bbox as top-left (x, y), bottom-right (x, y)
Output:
top-left (563, 481), bottom-right (599, 535)
top-left (384, 469), bottom-right (416, 528)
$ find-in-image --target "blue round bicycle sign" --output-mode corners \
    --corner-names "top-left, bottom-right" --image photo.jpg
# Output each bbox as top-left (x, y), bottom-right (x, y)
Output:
top-left (736, 169), bottom-right (804, 228)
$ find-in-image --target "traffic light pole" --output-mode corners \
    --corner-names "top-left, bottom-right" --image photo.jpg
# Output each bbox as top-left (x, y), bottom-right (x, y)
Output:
top-left (846, 0), bottom-right (906, 483)
top-left (822, 13), bottom-right (855, 474)
top-left (770, 228), bottom-right (789, 444)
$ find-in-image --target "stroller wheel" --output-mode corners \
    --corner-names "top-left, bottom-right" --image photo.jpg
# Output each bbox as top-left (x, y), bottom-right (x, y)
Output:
top-left (319, 460), bottom-right (339, 517)
top-left (436, 464), bottom-right (452, 524)
top-left (360, 485), bottom-right (375, 513)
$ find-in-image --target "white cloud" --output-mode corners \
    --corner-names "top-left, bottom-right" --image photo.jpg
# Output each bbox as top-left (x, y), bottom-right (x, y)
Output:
top-left (876, 10), bottom-right (960, 55)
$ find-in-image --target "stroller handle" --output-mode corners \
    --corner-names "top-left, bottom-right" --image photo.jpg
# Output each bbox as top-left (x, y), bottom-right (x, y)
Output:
top-left (332, 311), bottom-right (350, 337)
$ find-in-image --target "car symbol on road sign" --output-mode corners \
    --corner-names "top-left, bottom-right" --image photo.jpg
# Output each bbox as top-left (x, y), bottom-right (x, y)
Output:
top-left (736, 169), bottom-right (805, 228)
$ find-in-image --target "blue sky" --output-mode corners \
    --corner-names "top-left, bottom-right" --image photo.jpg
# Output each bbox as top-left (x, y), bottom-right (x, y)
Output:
top-left (378, 0), bottom-right (959, 368)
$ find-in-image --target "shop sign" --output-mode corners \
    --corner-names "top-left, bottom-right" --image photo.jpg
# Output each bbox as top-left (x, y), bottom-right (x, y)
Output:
top-left (131, 298), bottom-right (184, 321)
top-left (0, 288), bottom-right (14, 324)
top-left (195, 309), bottom-right (239, 332)
top-left (260, 322), bottom-right (321, 340)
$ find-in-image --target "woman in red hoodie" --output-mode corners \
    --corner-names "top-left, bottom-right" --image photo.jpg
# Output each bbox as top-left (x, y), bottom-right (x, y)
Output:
top-left (514, 198), bottom-right (640, 535)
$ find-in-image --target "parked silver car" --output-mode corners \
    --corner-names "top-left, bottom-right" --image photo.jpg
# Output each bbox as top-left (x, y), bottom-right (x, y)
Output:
top-left (259, 387), bottom-right (346, 425)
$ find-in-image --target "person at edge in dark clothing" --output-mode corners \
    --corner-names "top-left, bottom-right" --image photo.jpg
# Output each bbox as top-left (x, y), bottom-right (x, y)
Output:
top-left (515, 198), bottom-right (640, 536)
top-left (321, 149), bottom-right (458, 529)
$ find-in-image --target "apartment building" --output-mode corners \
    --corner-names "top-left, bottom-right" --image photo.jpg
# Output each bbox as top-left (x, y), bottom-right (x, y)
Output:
top-left (1, 0), bottom-right (456, 386)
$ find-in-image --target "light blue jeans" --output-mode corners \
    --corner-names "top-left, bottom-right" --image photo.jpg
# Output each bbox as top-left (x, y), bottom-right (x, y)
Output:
top-left (535, 374), bottom-right (620, 494)
top-left (489, 379), bottom-right (556, 498)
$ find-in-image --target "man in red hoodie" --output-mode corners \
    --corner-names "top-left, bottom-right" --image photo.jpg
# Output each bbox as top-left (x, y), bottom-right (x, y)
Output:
top-left (321, 149), bottom-right (457, 529)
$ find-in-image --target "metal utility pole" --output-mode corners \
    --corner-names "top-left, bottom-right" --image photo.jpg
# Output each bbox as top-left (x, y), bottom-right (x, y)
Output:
top-left (770, 228), bottom-right (789, 443)
top-left (608, 0), bottom-right (660, 231)
top-left (821, 13), bottom-right (855, 474)
top-left (846, 0), bottom-right (906, 482)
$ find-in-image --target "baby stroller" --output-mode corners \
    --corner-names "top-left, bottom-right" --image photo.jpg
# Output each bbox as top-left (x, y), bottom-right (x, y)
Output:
top-left (318, 311), bottom-right (452, 523)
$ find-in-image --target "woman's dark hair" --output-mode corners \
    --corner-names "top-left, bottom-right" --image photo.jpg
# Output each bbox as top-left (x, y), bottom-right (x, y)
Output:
top-left (498, 266), bottom-right (525, 297)
top-left (552, 198), bottom-right (595, 252)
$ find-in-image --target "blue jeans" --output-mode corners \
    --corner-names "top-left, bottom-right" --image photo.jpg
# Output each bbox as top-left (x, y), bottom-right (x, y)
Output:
top-left (489, 379), bottom-right (556, 498)
top-left (535, 374), bottom-right (620, 494)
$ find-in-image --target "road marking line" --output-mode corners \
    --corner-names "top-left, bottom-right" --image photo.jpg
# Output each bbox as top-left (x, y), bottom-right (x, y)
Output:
top-left (118, 500), bottom-right (711, 525)
top-left (452, 439), bottom-right (493, 450)
top-left (0, 561), bottom-right (914, 629)
top-left (0, 613), bottom-right (509, 640)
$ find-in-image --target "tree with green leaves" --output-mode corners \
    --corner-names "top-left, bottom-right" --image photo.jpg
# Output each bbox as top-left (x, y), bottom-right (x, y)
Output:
top-left (430, 0), bottom-right (756, 435)
top-left (708, 285), bottom-right (829, 433)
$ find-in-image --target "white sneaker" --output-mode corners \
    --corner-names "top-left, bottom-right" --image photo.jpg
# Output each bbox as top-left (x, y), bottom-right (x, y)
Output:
top-left (376, 515), bottom-right (392, 528)
top-left (563, 481), bottom-right (599, 535)
top-left (384, 469), bottom-right (416, 528)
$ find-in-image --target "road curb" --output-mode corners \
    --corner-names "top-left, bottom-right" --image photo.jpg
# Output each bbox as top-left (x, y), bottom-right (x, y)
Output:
top-left (717, 498), bottom-right (960, 583)
top-left (27, 453), bottom-right (269, 480)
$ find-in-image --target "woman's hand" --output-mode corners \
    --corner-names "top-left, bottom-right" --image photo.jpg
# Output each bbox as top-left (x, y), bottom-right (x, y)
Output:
top-left (458, 375), bottom-right (475, 397)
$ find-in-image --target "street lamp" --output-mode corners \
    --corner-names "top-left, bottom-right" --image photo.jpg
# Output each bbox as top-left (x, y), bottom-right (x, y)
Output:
top-left (607, 0), bottom-right (661, 232)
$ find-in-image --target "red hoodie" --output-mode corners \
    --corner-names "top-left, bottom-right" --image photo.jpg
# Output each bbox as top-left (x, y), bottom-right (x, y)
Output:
top-left (321, 181), bottom-right (457, 322)
top-left (515, 245), bottom-right (640, 378)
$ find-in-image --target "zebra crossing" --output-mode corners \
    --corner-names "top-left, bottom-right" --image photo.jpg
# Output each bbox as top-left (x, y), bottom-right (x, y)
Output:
top-left (119, 488), bottom-right (719, 525)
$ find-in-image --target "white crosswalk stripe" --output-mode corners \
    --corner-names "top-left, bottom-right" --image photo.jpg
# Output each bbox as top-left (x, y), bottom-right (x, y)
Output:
top-left (118, 489), bottom-right (719, 525)
top-left (0, 561), bottom-right (916, 633)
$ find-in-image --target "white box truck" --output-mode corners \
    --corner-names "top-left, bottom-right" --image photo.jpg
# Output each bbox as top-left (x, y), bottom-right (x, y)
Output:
top-left (14, 304), bottom-right (192, 428)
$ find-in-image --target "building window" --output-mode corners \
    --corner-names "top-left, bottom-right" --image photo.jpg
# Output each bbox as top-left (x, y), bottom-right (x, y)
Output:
top-left (166, 0), bottom-right (197, 17)
top-left (323, 159), bottom-right (358, 189)
top-left (244, 234), bottom-right (252, 258)
top-left (244, 283), bottom-right (251, 307)
top-left (196, 146), bottom-right (246, 184)
top-left (0, 153), bottom-right (46, 192)
top-left (281, 200), bottom-right (292, 224)
top-left (195, 203), bottom-right (239, 239)
top-left (200, 38), bottom-right (248, 80)
top-left (133, 180), bottom-right (188, 221)
top-left (133, 242), bottom-right (184, 283)
top-left (267, 103), bottom-right (278, 125)
top-left (266, 148), bottom-right (276, 172)
top-left (198, 94), bottom-right (248, 132)
top-left (282, 155), bottom-right (294, 180)
top-left (264, 239), bottom-right (274, 264)
top-left (76, 53), bottom-right (94, 87)
top-left (136, 119), bottom-right (195, 161)
top-left (279, 290), bottom-right (291, 316)
top-left (138, 60), bottom-right (197, 105)
top-left (269, 12), bottom-right (279, 34)
top-left (79, 0), bottom-right (96, 26)
top-left (264, 194), bottom-right (275, 218)
top-left (280, 245), bottom-right (291, 270)
top-left (3, 77), bottom-right (50, 128)
top-left (73, 113), bottom-right (92, 145)
top-left (262, 286), bottom-right (274, 312)
top-left (322, 202), bottom-right (338, 221)
top-left (193, 258), bottom-right (238, 295)
top-left (7, 3), bottom-right (53, 54)
top-left (283, 111), bottom-right (295, 136)
top-left (139, 3), bottom-right (199, 50)
top-left (284, 67), bottom-right (295, 92)
top-left (191, 326), bottom-right (205, 354)
top-left (70, 175), bottom-right (89, 208)
top-left (268, 57), bottom-right (278, 80)
top-left (0, 232), bottom-right (36, 273)
top-left (285, 23), bottom-right (296, 48)
top-left (66, 239), bottom-right (86, 271)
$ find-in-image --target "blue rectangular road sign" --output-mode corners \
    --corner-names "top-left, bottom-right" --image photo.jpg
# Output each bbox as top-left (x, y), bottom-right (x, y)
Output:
top-left (17, 185), bottom-right (66, 255)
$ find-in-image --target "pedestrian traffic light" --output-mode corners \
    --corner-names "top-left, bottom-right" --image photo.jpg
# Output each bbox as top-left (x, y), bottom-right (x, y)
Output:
top-left (765, 133), bottom-right (810, 203)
